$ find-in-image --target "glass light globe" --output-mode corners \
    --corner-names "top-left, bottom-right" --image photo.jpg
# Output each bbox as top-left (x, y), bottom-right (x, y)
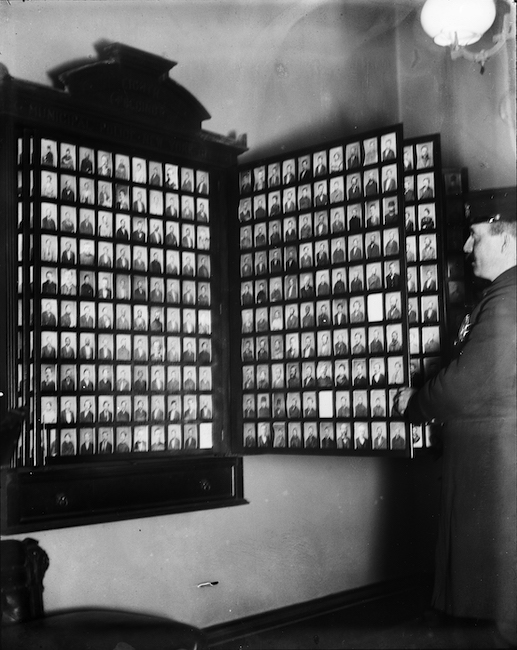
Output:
top-left (421, 0), bottom-right (497, 47)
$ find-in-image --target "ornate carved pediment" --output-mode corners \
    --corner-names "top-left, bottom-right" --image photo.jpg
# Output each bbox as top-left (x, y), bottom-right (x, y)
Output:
top-left (48, 40), bottom-right (211, 130)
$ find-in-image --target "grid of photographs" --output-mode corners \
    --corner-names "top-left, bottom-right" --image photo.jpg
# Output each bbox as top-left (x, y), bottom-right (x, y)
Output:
top-left (402, 135), bottom-right (444, 452)
top-left (17, 135), bottom-right (215, 461)
top-left (236, 126), bottom-right (411, 453)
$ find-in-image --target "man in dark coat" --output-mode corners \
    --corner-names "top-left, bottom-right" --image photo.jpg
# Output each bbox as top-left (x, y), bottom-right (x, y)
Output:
top-left (396, 191), bottom-right (516, 646)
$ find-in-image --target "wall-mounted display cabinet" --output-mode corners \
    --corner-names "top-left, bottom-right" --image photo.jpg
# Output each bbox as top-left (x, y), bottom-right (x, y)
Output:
top-left (1, 43), bottom-right (450, 534)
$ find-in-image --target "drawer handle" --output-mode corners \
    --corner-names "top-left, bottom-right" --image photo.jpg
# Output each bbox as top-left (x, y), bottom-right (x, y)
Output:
top-left (199, 479), bottom-right (211, 492)
top-left (56, 493), bottom-right (69, 508)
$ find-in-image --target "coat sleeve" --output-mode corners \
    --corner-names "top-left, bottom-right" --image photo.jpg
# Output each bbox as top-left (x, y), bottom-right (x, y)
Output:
top-left (406, 282), bottom-right (517, 424)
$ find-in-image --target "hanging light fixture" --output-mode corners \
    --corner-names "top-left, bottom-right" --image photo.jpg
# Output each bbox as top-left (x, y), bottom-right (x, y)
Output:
top-left (420, 0), bottom-right (515, 73)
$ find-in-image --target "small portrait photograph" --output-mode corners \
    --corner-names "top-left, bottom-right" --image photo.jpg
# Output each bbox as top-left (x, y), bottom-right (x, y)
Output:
top-left (349, 296), bottom-right (365, 324)
top-left (256, 365), bottom-right (269, 391)
top-left (344, 266), bottom-right (361, 294)
top-left (162, 222), bottom-right (179, 250)
top-left (365, 200), bottom-right (381, 228)
top-left (58, 205), bottom-right (77, 234)
top-left (116, 428), bottom-right (132, 453)
top-left (385, 260), bottom-right (401, 290)
top-left (331, 297), bottom-right (347, 326)
top-left (78, 397), bottom-right (96, 425)
top-left (241, 309), bottom-right (254, 334)
top-left (370, 358), bottom-right (387, 388)
top-left (239, 170), bottom-right (253, 195)
top-left (164, 279), bottom-right (180, 306)
top-left (41, 171), bottom-right (57, 199)
top-left (78, 147), bottom-right (94, 174)
top-left (238, 199), bottom-right (254, 225)
top-left (133, 336), bottom-right (149, 363)
top-left (60, 174), bottom-right (76, 202)
top-left (444, 170), bottom-right (463, 196)
top-left (164, 250), bottom-right (179, 276)
top-left (256, 422), bottom-right (271, 448)
top-left (97, 428), bottom-right (113, 455)
top-left (335, 391), bottom-right (351, 418)
top-left (348, 235), bottom-right (364, 262)
top-left (285, 333), bottom-right (300, 359)
top-left (116, 331), bottom-right (132, 362)
top-left (162, 193), bottom-right (179, 220)
top-left (368, 326), bottom-right (385, 354)
top-left (352, 359), bottom-right (368, 388)
top-left (348, 173), bottom-right (363, 201)
top-left (243, 423), bottom-right (256, 448)
top-left (40, 235), bottom-right (58, 264)
top-left (98, 395), bottom-right (114, 423)
top-left (181, 337), bottom-right (196, 364)
top-left (283, 189), bottom-right (296, 213)
top-left (98, 151), bottom-right (113, 177)
top-left (115, 365), bottom-right (132, 392)
top-left (60, 364), bottom-right (76, 392)
top-left (329, 269), bottom-right (345, 296)
top-left (317, 360), bottom-right (333, 388)
top-left (411, 423), bottom-right (424, 449)
top-left (164, 164), bottom-right (179, 190)
top-left (254, 222), bottom-right (267, 248)
top-left (97, 333), bottom-right (114, 361)
top-left (381, 164), bottom-right (397, 193)
top-left (130, 216), bottom-right (147, 244)
top-left (253, 251), bottom-right (266, 276)
top-left (298, 184), bottom-right (312, 210)
top-left (257, 393), bottom-right (270, 419)
top-left (372, 423), bottom-right (388, 450)
top-left (114, 154), bottom-right (130, 180)
top-left (243, 365), bottom-right (255, 391)
top-left (417, 177), bottom-right (436, 208)
top-left (421, 264), bottom-right (438, 292)
top-left (149, 190), bottom-right (164, 216)
top-left (58, 268), bottom-right (76, 297)
top-left (405, 206), bottom-right (416, 233)
top-left (199, 396), bottom-right (213, 422)
top-left (132, 158), bottom-right (147, 184)
top-left (95, 212), bottom-right (112, 240)
top-left (313, 180), bottom-right (328, 207)
top-left (345, 142), bottom-right (361, 170)
top-left (97, 181), bottom-right (112, 208)
top-left (268, 163), bottom-right (281, 188)
top-left (134, 426), bottom-right (149, 452)
top-left (387, 357), bottom-right (404, 386)
top-left (286, 391), bottom-right (301, 418)
top-left (270, 364), bottom-right (284, 390)
top-left (40, 363), bottom-right (57, 394)
top-left (406, 235), bottom-right (417, 263)
top-left (407, 266), bottom-right (419, 293)
top-left (315, 242), bottom-right (330, 269)
top-left (267, 250), bottom-right (281, 276)
top-left (346, 204), bottom-right (362, 232)
top-left (132, 187), bottom-right (147, 214)
top-left (79, 364), bottom-right (95, 391)
top-left (282, 159), bottom-right (296, 185)
top-left (96, 243), bottom-right (112, 269)
top-left (149, 336), bottom-right (165, 363)
top-left (253, 166), bottom-right (266, 192)
top-left (180, 224), bottom-right (195, 250)
top-left (113, 243), bottom-right (130, 271)
top-left (336, 422), bottom-right (352, 449)
top-left (423, 326), bottom-right (441, 354)
top-left (149, 249), bottom-right (164, 276)
top-left (269, 306), bottom-right (283, 331)
top-left (390, 423), bottom-right (407, 450)
top-left (313, 150), bottom-right (328, 177)
top-left (197, 225), bottom-right (210, 250)
top-left (303, 392), bottom-right (318, 419)
top-left (113, 276), bottom-right (130, 304)
top-left (334, 358), bottom-right (349, 387)
top-left (403, 174), bottom-right (416, 202)
top-left (269, 335), bottom-right (283, 360)
top-left (371, 390), bottom-right (387, 419)
top-left (116, 397), bottom-right (132, 422)
top-left (288, 423), bottom-right (302, 449)
top-left (409, 328), bottom-right (421, 355)
top-left (134, 366), bottom-right (149, 391)
top-left (419, 234), bottom-right (438, 261)
top-left (330, 146), bottom-right (344, 172)
top-left (354, 422), bottom-right (370, 450)
top-left (385, 292), bottom-right (402, 321)
top-left (198, 254), bottom-right (210, 278)
top-left (148, 162), bottom-right (163, 187)
top-left (366, 232), bottom-right (381, 259)
top-left (363, 137), bottom-right (378, 165)
top-left (133, 276), bottom-right (148, 302)
top-left (243, 394), bottom-right (256, 420)
top-left (387, 323), bottom-right (403, 353)
top-left (134, 397), bottom-right (149, 423)
top-left (41, 139), bottom-right (57, 166)
top-left (301, 361), bottom-right (316, 390)
top-left (380, 132), bottom-right (397, 161)
top-left (60, 429), bottom-right (77, 456)
top-left (316, 300), bottom-right (331, 327)
top-left (298, 155), bottom-right (311, 181)
top-left (95, 272), bottom-right (112, 302)
top-left (366, 262), bottom-right (383, 291)
top-left (416, 142), bottom-right (434, 170)
top-left (351, 328), bottom-right (367, 355)
top-left (333, 327), bottom-right (348, 357)
top-left (273, 423), bottom-right (287, 449)
top-left (296, 216), bottom-right (310, 242)
top-left (353, 391), bottom-right (369, 418)
top-left (196, 170), bottom-right (209, 196)
top-left (403, 145), bottom-right (414, 172)
top-left (269, 217), bottom-right (282, 244)
top-left (383, 198), bottom-right (399, 225)
top-left (328, 209), bottom-right (344, 236)
top-left (150, 396), bottom-right (166, 423)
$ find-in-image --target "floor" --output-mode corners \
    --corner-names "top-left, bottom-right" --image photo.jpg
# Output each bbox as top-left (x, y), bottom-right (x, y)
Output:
top-left (209, 583), bottom-right (514, 650)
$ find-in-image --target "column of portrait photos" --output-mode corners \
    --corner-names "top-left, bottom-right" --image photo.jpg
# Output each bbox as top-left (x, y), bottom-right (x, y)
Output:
top-left (402, 135), bottom-right (445, 452)
top-left (16, 133), bottom-right (216, 464)
top-left (236, 125), bottom-right (415, 453)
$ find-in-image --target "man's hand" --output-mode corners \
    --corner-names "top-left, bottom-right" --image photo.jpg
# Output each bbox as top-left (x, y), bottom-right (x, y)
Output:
top-left (395, 387), bottom-right (417, 415)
